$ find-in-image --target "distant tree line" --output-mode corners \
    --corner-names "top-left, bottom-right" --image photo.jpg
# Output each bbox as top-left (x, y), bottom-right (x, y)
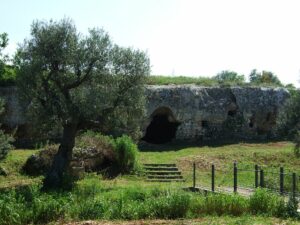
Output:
top-left (148, 70), bottom-right (294, 88)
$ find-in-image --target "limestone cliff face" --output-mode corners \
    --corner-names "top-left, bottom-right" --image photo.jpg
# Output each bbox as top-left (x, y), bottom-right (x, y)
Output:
top-left (0, 87), bottom-right (25, 127)
top-left (0, 85), bottom-right (291, 143)
top-left (143, 85), bottom-right (290, 142)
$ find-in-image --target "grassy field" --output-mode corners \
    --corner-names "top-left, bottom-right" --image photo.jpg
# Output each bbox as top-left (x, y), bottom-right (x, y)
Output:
top-left (0, 142), bottom-right (299, 224)
top-left (0, 149), bottom-right (42, 189)
top-left (0, 141), bottom-right (298, 190)
top-left (140, 142), bottom-right (299, 190)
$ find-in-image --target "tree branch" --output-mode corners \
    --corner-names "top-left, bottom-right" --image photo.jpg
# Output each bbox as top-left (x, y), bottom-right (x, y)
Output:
top-left (64, 60), bottom-right (96, 90)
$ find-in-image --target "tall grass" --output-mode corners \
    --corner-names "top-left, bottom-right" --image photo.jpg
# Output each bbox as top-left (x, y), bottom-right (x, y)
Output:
top-left (0, 181), bottom-right (298, 224)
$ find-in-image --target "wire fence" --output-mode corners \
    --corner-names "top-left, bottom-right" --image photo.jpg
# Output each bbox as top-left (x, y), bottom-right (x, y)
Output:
top-left (191, 161), bottom-right (299, 198)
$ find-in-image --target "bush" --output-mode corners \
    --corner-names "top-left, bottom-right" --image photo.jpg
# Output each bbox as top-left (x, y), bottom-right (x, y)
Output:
top-left (249, 188), bottom-right (285, 217)
top-left (0, 98), bottom-right (14, 161)
top-left (113, 135), bottom-right (139, 173)
top-left (284, 195), bottom-right (300, 219)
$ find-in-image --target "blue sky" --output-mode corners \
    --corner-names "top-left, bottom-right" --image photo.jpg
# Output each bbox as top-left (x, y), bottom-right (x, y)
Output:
top-left (1, 0), bottom-right (300, 86)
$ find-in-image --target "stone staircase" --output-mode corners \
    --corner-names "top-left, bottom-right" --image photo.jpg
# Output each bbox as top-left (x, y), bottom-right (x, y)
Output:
top-left (143, 163), bottom-right (185, 182)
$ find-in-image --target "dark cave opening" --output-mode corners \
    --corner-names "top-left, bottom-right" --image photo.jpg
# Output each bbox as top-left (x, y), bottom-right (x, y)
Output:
top-left (201, 120), bottom-right (209, 128)
top-left (142, 114), bottom-right (180, 144)
top-left (228, 109), bottom-right (237, 117)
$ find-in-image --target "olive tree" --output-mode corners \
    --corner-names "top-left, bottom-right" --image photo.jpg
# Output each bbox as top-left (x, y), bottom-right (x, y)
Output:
top-left (15, 18), bottom-right (150, 189)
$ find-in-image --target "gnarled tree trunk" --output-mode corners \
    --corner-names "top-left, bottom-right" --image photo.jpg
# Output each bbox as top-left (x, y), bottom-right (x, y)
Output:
top-left (43, 122), bottom-right (78, 190)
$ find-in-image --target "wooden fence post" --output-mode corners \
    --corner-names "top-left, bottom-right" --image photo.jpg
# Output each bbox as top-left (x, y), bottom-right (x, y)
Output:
top-left (193, 162), bottom-right (196, 189)
top-left (234, 162), bottom-right (237, 193)
top-left (255, 165), bottom-right (259, 188)
top-left (212, 164), bottom-right (215, 192)
top-left (260, 169), bottom-right (264, 188)
top-left (292, 172), bottom-right (296, 199)
top-left (280, 167), bottom-right (284, 195)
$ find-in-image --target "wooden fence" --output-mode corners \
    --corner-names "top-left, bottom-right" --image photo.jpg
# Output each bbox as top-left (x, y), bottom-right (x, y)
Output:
top-left (192, 162), bottom-right (299, 198)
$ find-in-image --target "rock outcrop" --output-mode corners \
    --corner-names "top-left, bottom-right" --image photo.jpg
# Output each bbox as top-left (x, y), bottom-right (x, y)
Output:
top-left (0, 85), bottom-right (291, 144)
top-left (142, 85), bottom-right (290, 143)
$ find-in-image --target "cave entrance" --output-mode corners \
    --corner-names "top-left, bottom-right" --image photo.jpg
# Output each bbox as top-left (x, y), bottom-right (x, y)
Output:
top-left (142, 107), bottom-right (180, 144)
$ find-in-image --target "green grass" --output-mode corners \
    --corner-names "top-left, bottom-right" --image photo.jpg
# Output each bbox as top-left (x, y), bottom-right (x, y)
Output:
top-left (146, 75), bottom-right (219, 86)
top-left (0, 142), bottom-right (300, 223)
top-left (139, 142), bottom-right (298, 191)
top-left (0, 149), bottom-right (42, 188)
top-left (0, 142), bottom-right (297, 190)
top-left (0, 176), bottom-right (297, 224)
top-left (146, 75), bottom-right (285, 87)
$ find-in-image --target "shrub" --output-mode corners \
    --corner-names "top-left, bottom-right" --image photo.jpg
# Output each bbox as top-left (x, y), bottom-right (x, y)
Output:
top-left (284, 195), bottom-right (300, 219)
top-left (0, 98), bottom-right (14, 161)
top-left (249, 188), bottom-right (285, 217)
top-left (113, 135), bottom-right (139, 173)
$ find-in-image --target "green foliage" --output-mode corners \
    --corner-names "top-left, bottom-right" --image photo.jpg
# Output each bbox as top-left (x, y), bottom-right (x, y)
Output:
top-left (76, 131), bottom-right (114, 149)
top-left (15, 18), bottom-right (150, 139)
top-left (249, 188), bottom-right (285, 217)
top-left (149, 191), bottom-right (191, 219)
top-left (0, 65), bottom-right (16, 86)
top-left (147, 70), bottom-right (284, 87)
top-left (249, 69), bottom-right (283, 86)
top-left (190, 193), bottom-right (249, 216)
top-left (294, 131), bottom-right (300, 158)
top-left (284, 195), bottom-right (300, 219)
top-left (0, 182), bottom-right (300, 224)
top-left (15, 18), bottom-right (149, 188)
top-left (146, 75), bottom-right (219, 86)
top-left (0, 33), bottom-right (16, 86)
top-left (0, 33), bottom-right (9, 76)
top-left (0, 98), bottom-right (14, 161)
top-left (213, 70), bottom-right (245, 85)
top-left (113, 135), bottom-right (139, 173)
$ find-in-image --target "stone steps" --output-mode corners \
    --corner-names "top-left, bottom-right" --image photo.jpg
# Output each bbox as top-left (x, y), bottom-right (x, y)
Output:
top-left (143, 163), bottom-right (185, 182)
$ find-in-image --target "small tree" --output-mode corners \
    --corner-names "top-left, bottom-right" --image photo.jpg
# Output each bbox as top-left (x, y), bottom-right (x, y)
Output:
top-left (249, 69), bottom-right (282, 86)
top-left (15, 18), bottom-right (150, 189)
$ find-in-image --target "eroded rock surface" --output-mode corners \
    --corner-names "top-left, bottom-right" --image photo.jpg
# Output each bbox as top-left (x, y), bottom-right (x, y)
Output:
top-left (143, 85), bottom-right (290, 142)
top-left (0, 85), bottom-right (291, 143)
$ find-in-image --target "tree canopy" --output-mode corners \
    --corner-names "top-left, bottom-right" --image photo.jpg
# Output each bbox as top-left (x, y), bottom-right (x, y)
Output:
top-left (15, 18), bottom-right (150, 189)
